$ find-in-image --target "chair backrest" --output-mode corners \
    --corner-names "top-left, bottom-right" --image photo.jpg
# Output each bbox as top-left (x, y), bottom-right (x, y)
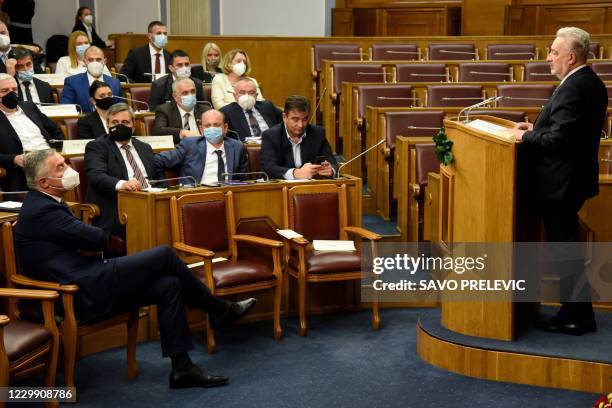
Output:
top-left (313, 43), bottom-right (361, 72)
top-left (384, 111), bottom-right (445, 149)
top-left (245, 144), bottom-right (262, 175)
top-left (170, 191), bottom-right (234, 254)
top-left (589, 42), bottom-right (601, 59)
top-left (203, 83), bottom-right (212, 102)
top-left (47, 62), bottom-right (57, 74)
top-left (45, 34), bottom-right (68, 64)
top-left (164, 167), bottom-right (181, 186)
top-left (66, 156), bottom-right (87, 203)
top-left (414, 144), bottom-right (437, 187)
top-left (332, 63), bottom-right (386, 94)
top-left (285, 184), bottom-right (346, 241)
top-left (63, 118), bottom-right (79, 140)
top-left (472, 110), bottom-right (526, 122)
top-left (128, 87), bottom-right (150, 111)
top-left (592, 61), bottom-right (612, 80)
top-left (428, 43), bottom-right (477, 60)
top-left (486, 44), bottom-right (536, 60)
top-left (356, 85), bottom-right (414, 118)
top-left (371, 43), bottom-right (419, 61)
top-left (426, 85), bottom-right (484, 107)
top-left (457, 62), bottom-right (512, 82)
top-left (523, 62), bottom-right (557, 82)
top-left (395, 63), bottom-right (448, 83)
top-left (55, 87), bottom-right (63, 102)
top-left (496, 84), bottom-right (554, 107)
top-left (143, 115), bottom-right (156, 136)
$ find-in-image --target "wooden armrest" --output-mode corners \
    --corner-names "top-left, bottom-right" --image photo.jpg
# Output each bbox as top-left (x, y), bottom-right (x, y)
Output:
top-left (11, 274), bottom-right (79, 293)
top-left (0, 315), bottom-right (9, 327)
top-left (383, 146), bottom-right (391, 159)
top-left (291, 236), bottom-right (310, 246)
top-left (0, 288), bottom-right (59, 300)
top-left (233, 234), bottom-right (283, 248)
top-left (344, 226), bottom-right (381, 241)
top-left (410, 183), bottom-right (421, 198)
top-left (72, 203), bottom-right (100, 218)
top-left (173, 242), bottom-right (214, 259)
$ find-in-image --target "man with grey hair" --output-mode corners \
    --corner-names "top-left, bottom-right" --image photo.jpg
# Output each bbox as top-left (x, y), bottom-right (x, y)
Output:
top-left (511, 27), bottom-right (607, 335)
top-left (15, 148), bottom-right (256, 389)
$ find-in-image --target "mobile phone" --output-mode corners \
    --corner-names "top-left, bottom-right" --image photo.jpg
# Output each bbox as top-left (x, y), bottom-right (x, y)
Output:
top-left (313, 155), bottom-right (328, 165)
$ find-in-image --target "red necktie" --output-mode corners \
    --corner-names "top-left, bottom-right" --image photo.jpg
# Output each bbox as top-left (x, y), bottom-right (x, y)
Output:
top-left (154, 53), bottom-right (161, 75)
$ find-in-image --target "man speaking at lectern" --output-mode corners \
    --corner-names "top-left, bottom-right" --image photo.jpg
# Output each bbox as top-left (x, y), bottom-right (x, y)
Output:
top-left (510, 27), bottom-right (607, 335)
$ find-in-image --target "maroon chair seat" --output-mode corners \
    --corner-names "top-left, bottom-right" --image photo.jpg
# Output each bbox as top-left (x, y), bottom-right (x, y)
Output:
top-left (143, 115), bottom-right (155, 136)
top-left (497, 84), bottom-right (554, 107)
top-left (592, 61), bottom-right (612, 80)
top-left (357, 85), bottom-right (415, 118)
top-left (428, 43), bottom-right (477, 60)
top-left (128, 87), bottom-right (150, 111)
top-left (458, 62), bottom-right (512, 82)
top-left (523, 62), bottom-right (557, 82)
top-left (486, 44), bottom-right (536, 60)
top-left (288, 250), bottom-right (362, 275)
top-left (332, 63), bottom-right (386, 95)
top-left (191, 260), bottom-right (275, 289)
top-left (371, 43), bottom-right (419, 61)
top-left (385, 111), bottom-right (445, 149)
top-left (4, 320), bottom-right (52, 362)
top-left (426, 85), bottom-right (484, 107)
top-left (396, 63), bottom-right (448, 83)
top-left (313, 43), bottom-right (361, 73)
top-left (66, 156), bottom-right (87, 203)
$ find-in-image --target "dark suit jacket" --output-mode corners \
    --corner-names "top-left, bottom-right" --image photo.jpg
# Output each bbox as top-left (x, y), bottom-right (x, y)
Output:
top-left (220, 101), bottom-right (282, 142)
top-left (119, 45), bottom-right (171, 84)
top-left (15, 190), bottom-right (117, 321)
top-left (72, 21), bottom-right (106, 48)
top-left (522, 66), bottom-right (607, 201)
top-left (261, 123), bottom-right (337, 180)
top-left (148, 74), bottom-right (206, 111)
top-left (16, 77), bottom-right (54, 104)
top-left (77, 111), bottom-right (107, 140)
top-left (0, 102), bottom-right (64, 191)
top-left (153, 102), bottom-right (208, 144)
top-left (191, 66), bottom-right (221, 84)
top-left (60, 73), bottom-right (122, 113)
top-left (85, 136), bottom-right (160, 238)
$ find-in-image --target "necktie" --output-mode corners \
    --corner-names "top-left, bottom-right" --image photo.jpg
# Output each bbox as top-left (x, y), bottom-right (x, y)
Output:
top-left (22, 81), bottom-right (33, 102)
top-left (214, 150), bottom-right (225, 182)
top-left (246, 109), bottom-right (261, 137)
top-left (154, 53), bottom-right (161, 76)
top-left (183, 113), bottom-right (191, 130)
top-left (121, 145), bottom-right (149, 188)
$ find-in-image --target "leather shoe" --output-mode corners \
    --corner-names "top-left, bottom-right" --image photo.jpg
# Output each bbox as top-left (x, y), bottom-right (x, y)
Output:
top-left (535, 317), bottom-right (597, 336)
top-left (169, 365), bottom-right (229, 389)
top-left (209, 298), bottom-right (257, 330)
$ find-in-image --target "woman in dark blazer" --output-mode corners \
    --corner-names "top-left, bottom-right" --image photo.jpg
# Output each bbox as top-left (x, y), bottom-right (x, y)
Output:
top-left (77, 80), bottom-right (113, 140)
top-left (72, 7), bottom-right (106, 48)
top-left (191, 42), bottom-right (223, 84)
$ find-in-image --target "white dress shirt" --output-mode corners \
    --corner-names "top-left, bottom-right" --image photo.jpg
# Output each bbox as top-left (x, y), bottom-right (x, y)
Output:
top-left (177, 105), bottom-right (198, 131)
top-left (283, 127), bottom-right (306, 180)
top-left (114, 140), bottom-right (149, 190)
top-left (242, 106), bottom-right (269, 136)
top-left (201, 141), bottom-right (227, 184)
top-left (3, 107), bottom-right (50, 151)
top-left (149, 43), bottom-right (167, 78)
top-left (18, 78), bottom-right (40, 104)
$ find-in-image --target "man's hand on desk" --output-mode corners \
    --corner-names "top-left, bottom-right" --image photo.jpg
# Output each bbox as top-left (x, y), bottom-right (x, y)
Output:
top-left (13, 154), bottom-right (24, 167)
top-left (510, 122), bottom-right (533, 142)
top-left (293, 163), bottom-right (321, 180)
top-left (120, 178), bottom-right (143, 192)
top-left (317, 160), bottom-right (333, 178)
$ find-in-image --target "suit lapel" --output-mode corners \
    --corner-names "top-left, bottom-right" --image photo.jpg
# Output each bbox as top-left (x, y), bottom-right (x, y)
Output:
top-left (133, 140), bottom-right (155, 177)
top-left (280, 124), bottom-right (296, 168)
top-left (225, 140), bottom-right (235, 174)
top-left (235, 104), bottom-right (251, 139)
top-left (0, 111), bottom-right (22, 147)
top-left (106, 137), bottom-right (129, 180)
top-left (197, 139), bottom-right (207, 178)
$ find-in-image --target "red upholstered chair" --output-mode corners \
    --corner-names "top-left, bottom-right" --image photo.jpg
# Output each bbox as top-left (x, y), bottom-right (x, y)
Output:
top-left (312, 43), bottom-right (362, 78)
top-left (486, 44), bottom-right (537, 60)
top-left (457, 62), bottom-right (513, 82)
top-left (357, 85), bottom-right (415, 122)
top-left (332, 63), bottom-right (387, 97)
top-left (395, 63), bottom-right (449, 83)
top-left (170, 191), bottom-right (283, 353)
top-left (592, 61), bottom-right (612, 81)
top-left (522, 62), bottom-right (557, 82)
top-left (411, 143), bottom-right (438, 242)
top-left (471, 110), bottom-right (526, 122)
top-left (371, 43), bottom-right (420, 61)
top-left (127, 86), bottom-right (150, 111)
top-left (426, 85), bottom-right (484, 107)
top-left (63, 118), bottom-right (79, 140)
top-left (203, 84), bottom-right (212, 104)
top-left (63, 156), bottom-right (100, 224)
top-left (428, 43), bottom-right (477, 60)
top-left (496, 84), bottom-right (554, 108)
top-left (282, 184), bottom-right (381, 336)
top-left (589, 42), bottom-right (602, 59)
top-left (245, 144), bottom-right (262, 176)
top-left (143, 115), bottom-right (156, 136)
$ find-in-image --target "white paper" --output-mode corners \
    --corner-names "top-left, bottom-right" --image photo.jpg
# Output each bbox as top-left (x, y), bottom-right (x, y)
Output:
top-left (33, 73), bottom-right (67, 86)
top-left (39, 104), bottom-right (79, 117)
top-left (0, 201), bottom-right (22, 209)
top-left (62, 139), bottom-right (93, 155)
top-left (313, 240), bottom-right (356, 251)
top-left (134, 136), bottom-right (175, 151)
top-left (186, 257), bottom-right (228, 269)
top-left (276, 229), bottom-right (303, 239)
top-left (245, 137), bottom-right (262, 144)
top-left (466, 119), bottom-right (514, 141)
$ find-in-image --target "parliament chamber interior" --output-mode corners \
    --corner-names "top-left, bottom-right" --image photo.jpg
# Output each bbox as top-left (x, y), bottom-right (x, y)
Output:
top-left (0, 0), bottom-right (610, 407)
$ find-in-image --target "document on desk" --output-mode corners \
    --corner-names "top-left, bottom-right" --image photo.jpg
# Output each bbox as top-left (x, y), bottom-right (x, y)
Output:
top-left (313, 240), bottom-right (356, 251)
top-left (466, 119), bottom-right (515, 141)
top-left (276, 229), bottom-right (303, 239)
top-left (0, 201), bottom-right (22, 211)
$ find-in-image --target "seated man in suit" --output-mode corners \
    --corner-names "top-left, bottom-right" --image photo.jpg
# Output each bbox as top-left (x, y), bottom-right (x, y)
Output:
top-left (119, 21), bottom-right (171, 84)
top-left (17, 148), bottom-right (256, 388)
top-left (153, 77), bottom-right (207, 144)
top-left (220, 78), bottom-right (282, 142)
top-left (261, 95), bottom-right (337, 180)
top-left (149, 49), bottom-right (206, 111)
top-left (85, 103), bottom-right (160, 240)
top-left (76, 80), bottom-right (114, 139)
top-left (155, 109), bottom-right (247, 185)
top-left (0, 73), bottom-right (63, 192)
top-left (9, 47), bottom-right (54, 104)
top-left (61, 46), bottom-right (121, 113)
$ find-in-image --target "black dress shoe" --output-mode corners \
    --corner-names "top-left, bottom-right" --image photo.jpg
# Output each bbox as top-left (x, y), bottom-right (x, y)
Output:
top-left (169, 365), bottom-right (229, 389)
top-left (535, 317), bottom-right (597, 336)
top-left (209, 298), bottom-right (257, 330)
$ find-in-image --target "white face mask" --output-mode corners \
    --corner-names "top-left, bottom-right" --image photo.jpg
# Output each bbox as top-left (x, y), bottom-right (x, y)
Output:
top-left (174, 66), bottom-right (191, 78)
top-left (47, 167), bottom-right (80, 191)
top-left (237, 94), bottom-right (256, 111)
top-left (0, 34), bottom-right (10, 49)
top-left (87, 61), bottom-right (104, 78)
top-left (83, 15), bottom-right (94, 26)
top-left (232, 61), bottom-right (246, 76)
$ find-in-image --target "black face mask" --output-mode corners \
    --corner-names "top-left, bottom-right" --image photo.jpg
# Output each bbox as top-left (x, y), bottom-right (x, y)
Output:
top-left (109, 123), bottom-right (133, 142)
top-left (2, 92), bottom-right (19, 109)
top-left (94, 96), bottom-right (114, 111)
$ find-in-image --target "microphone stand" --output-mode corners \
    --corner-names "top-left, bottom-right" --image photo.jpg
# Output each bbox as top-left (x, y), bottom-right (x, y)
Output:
top-left (336, 139), bottom-right (385, 179)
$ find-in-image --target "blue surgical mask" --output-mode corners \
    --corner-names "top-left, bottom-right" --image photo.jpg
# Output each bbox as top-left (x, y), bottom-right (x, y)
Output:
top-left (181, 94), bottom-right (196, 110)
top-left (153, 34), bottom-right (168, 49)
top-left (203, 127), bottom-right (223, 144)
top-left (18, 69), bottom-right (34, 83)
top-left (76, 44), bottom-right (89, 57)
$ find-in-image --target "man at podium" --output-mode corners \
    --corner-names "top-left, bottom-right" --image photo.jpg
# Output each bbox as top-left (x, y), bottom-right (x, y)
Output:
top-left (511, 27), bottom-right (607, 335)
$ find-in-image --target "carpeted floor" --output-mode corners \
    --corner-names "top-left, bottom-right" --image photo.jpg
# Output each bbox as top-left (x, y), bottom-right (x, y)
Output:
top-left (30, 308), bottom-right (602, 408)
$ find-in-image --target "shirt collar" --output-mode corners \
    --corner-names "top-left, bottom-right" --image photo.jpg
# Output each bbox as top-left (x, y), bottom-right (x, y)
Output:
top-left (2, 106), bottom-right (23, 117)
top-left (115, 139), bottom-right (134, 150)
top-left (177, 103), bottom-right (194, 116)
top-left (559, 64), bottom-right (587, 86)
top-left (206, 140), bottom-right (225, 154)
top-left (149, 43), bottom-right (162, 56)
top-left (284, 124), bottom-right (306, 145)
top-left (40, 190), bottom-right (63, 203)
top-left (87, 71), bottom-right (103, 83)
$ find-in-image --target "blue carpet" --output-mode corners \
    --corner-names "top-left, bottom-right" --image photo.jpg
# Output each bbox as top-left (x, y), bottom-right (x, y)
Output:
top-left (419, 306), bottom-right (612, 363)
top-left (363, 214), bottom-right (399, 236)
top-left (31, 309), bottom-right (601, 408)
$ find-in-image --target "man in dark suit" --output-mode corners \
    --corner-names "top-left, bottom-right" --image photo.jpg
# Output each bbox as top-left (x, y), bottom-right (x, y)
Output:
top-left (220, 78), bottom-right (282, 142)
top-left (9, 47), bottom-right (53, 104)
top-left (153, 77), bottom-right (207, 144)
top-left (85, 103), bottom-right (160, 239)
top-left (76, 80), bottom-right (113, 140)
top-left (0, 73), bottom-right (63, 192)
top-left (155, 109), bottom-right (247, 184)
top-left (511, 27), bottom-right (607, 335)
top-left (16, 148), bottom-right (256, 388)
top-left (261, 95), bottom-right (337, 180)
top-left (119, 21), bottom-right (171, 84)
top-left (149, 49), bottom-right (206, 111)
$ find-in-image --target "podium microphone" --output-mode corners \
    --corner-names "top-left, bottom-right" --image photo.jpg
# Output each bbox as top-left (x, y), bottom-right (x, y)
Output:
top-left (309, 87), bottom-right (327, 124)
top-left (458, 96), bottom-right (502, 122)
top-left (331, 51), bottom-right (369, 60)
top-left (113, 72), bottom-right (131, 83)
top-left (438, 50), bottom-right (478, 58)
top-left (147, 176), bottom-right (198, 186)
top-left (221, 171), bottom-right (269, 182)
top-left (113, 95), bottom-right (150, 112)
top-left (336, 138), bottom-right (385, 179)
top-left (491, 52), bottom-right (535, 59)
top-left (467, 71), bottom-right (513, 77)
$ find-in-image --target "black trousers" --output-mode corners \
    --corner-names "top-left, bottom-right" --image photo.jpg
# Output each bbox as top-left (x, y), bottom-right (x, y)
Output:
top-left (102, 245), bottom-right (229, 357)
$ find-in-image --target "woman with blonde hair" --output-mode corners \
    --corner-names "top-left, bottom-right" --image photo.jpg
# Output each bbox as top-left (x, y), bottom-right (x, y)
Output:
top-left (210, 48), bottom-right (263, 109)
top-left (54, 30), bottom-right (111, 76)
top-left (192, 42), bottom-right (222, 83)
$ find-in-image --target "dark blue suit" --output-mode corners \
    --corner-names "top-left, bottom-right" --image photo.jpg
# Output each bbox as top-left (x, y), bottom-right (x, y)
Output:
top-left (15, 190), bottom-right (229, 357)
top-left (60, 73), bottom-right (122, 113)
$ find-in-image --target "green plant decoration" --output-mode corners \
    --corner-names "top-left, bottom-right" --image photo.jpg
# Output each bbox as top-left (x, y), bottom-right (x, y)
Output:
top-left (433, 127), bottom-right (454, 166)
